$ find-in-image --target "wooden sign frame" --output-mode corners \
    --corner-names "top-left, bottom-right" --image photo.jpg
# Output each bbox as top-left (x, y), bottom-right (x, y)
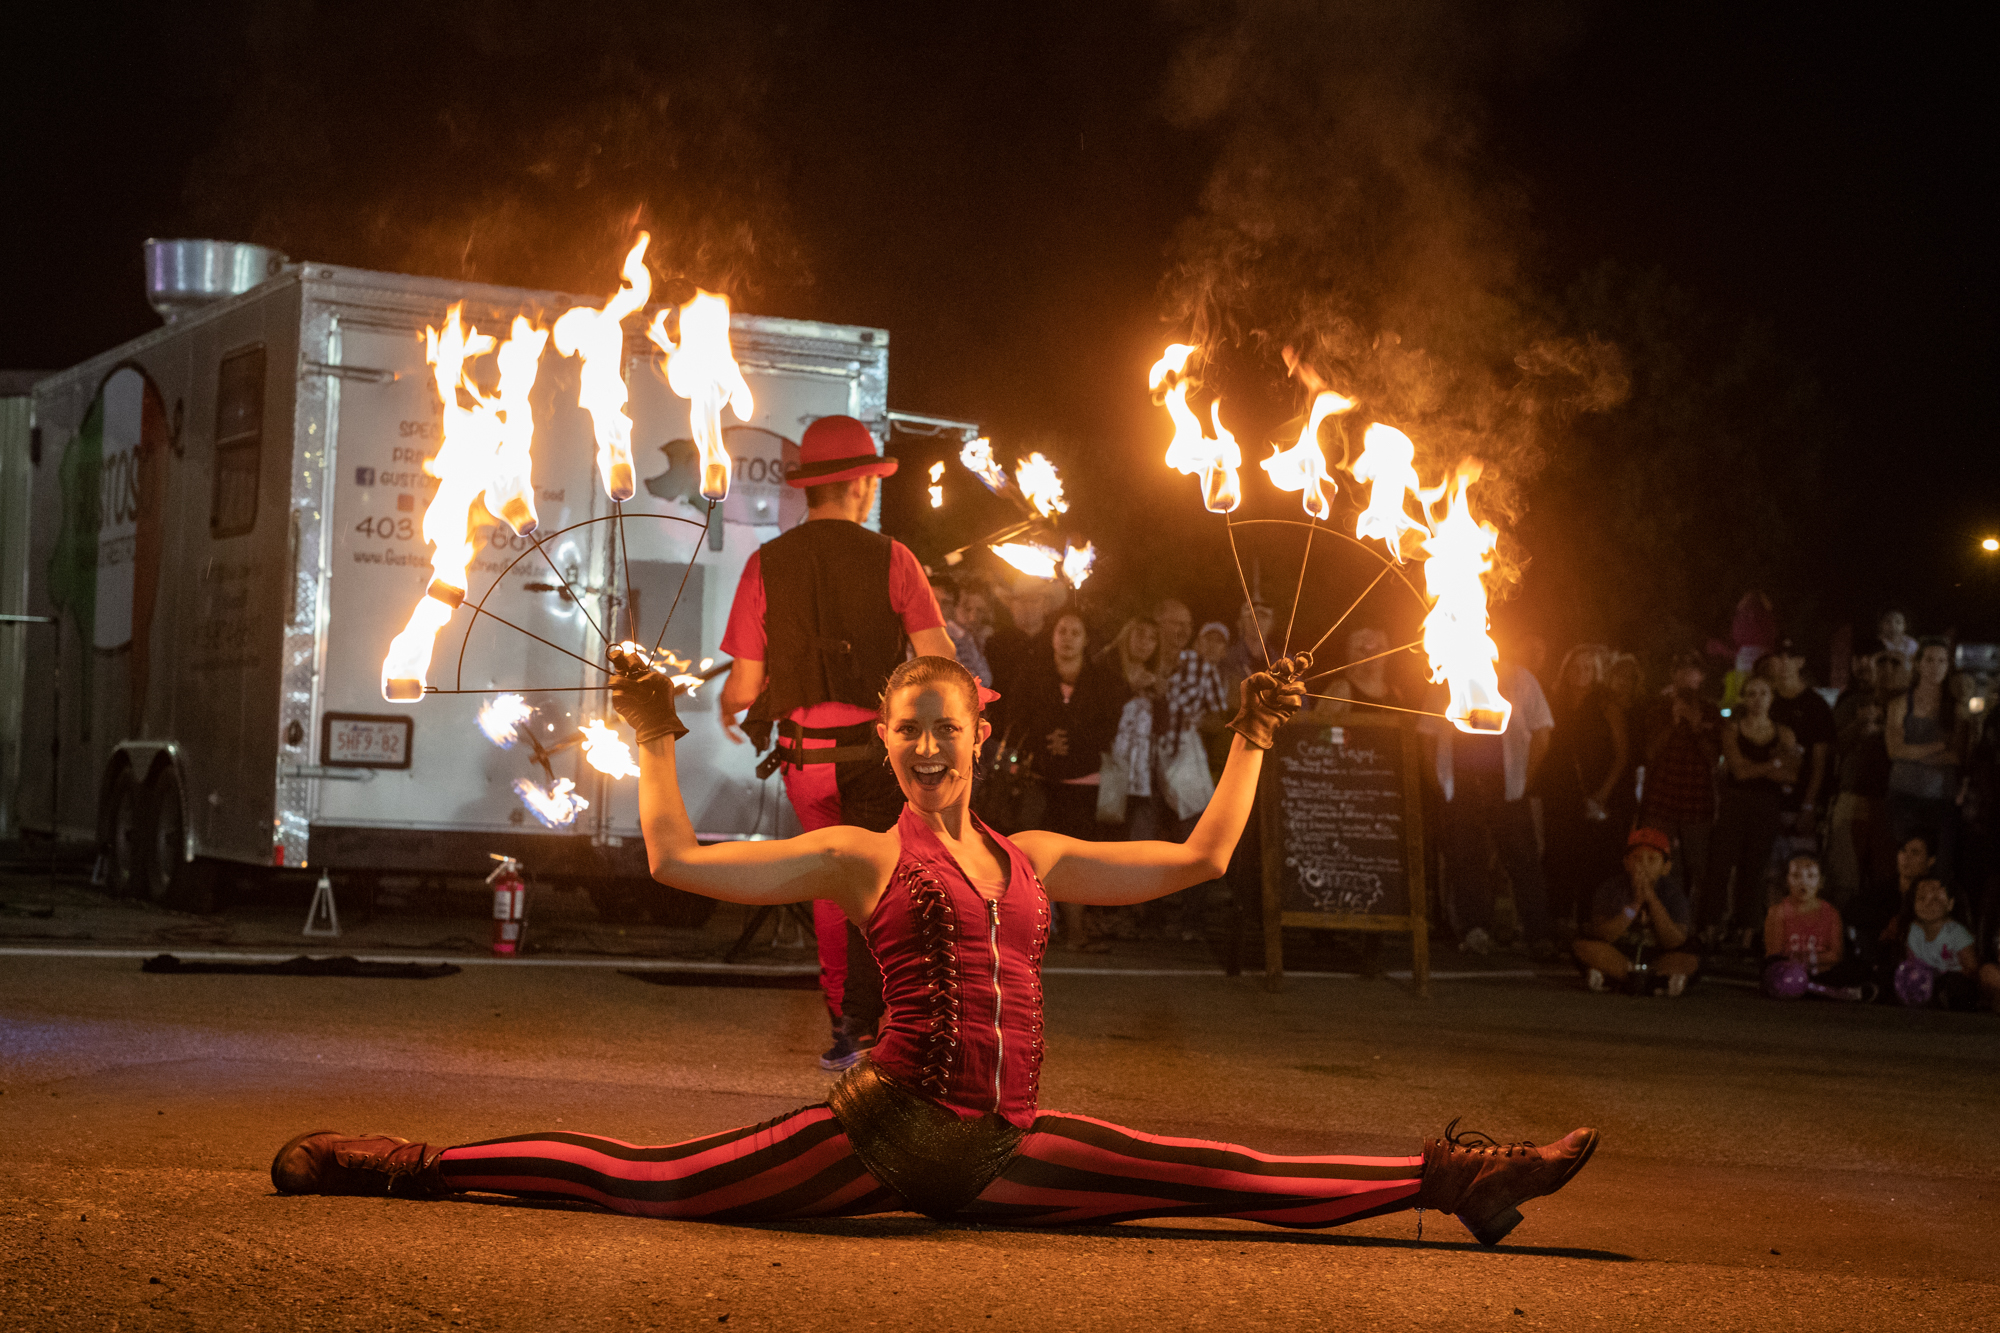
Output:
top-left (1260, 724), bottom-right (1430, 997)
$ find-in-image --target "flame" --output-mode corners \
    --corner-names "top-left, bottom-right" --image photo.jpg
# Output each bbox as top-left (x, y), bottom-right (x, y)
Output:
top-left (959, 436), bottom-right (1007, 493)
top-left (1350, 422), bottom-right (1430, 557)
top-left (1060, 542), bottom-right (1096, 588)
top-left (477, 693), bottom-right (533, 747)
top-left (1261, 391), bottom-right (1351, 521)
top-left (991, 541), bottom-right (1095, 590)
top-left (649, 290), bottom-right (753, 502)
top-left (1201, 403), bottom-right (1243, 514)
top-left (928, 461), bottom-right (945, 508)
top-left (580, 718), bottom-right (641, 779)
top-left (990, 542), bottom-right (1061, 580)
top-left (658, 647), bottom-right (707, 698)
top-left (1150, 344), bottom-right (1241, 514)
top-left (552, 234), bottom-right (651, 502)
top-left (1419, 465), bottom-right (1511, 735)
top-left (514, 776), bottom-right (589, 828)
top-left (1013, 452), bottom-right (1069, 518)
top-left (381, 304), bottom-right (546, 702)
top-left (1152, 344), bottom-right (1209, 477)
top-left (484, 316), bottom-right (549, 534)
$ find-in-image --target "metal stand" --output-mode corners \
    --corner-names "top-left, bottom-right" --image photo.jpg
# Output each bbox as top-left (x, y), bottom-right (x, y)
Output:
top-left (302, 871), bottom-right (341, 937)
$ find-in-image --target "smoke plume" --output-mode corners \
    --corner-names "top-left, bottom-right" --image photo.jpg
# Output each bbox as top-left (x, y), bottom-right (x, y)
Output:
top-left (1157, 0), bottom-right (1627, 589)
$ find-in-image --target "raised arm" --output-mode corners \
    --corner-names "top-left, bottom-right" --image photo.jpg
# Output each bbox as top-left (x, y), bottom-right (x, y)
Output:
top-left (1014, 661), bottom-right (1305, 906)
top-left (613, 647), bottom-right (891, 915)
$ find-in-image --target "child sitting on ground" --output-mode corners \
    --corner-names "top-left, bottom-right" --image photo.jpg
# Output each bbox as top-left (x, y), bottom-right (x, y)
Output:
top-left (1573, 827), bottom-right (1700, 996)
top-left (1897, 877), bottom-right (1979, 1010)
top-left (1761, 853), bottom-right (1871, 1000)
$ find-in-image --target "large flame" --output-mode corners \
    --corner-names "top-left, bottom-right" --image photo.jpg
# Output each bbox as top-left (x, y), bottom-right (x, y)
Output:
top-left (1151, 344), bottom-right (1209, 477)
top-left (580, 718), bottom-right (641, 778)
top-left (648, 290), bottom-right (753, 502)
top-left (552, 234), bottom-right (652, 502)
top-left (1013, 452), bottom-right (1069, 518)
top-left (959, 436), bottom-right (1007, 493)
top-left (1419, 465), bottom-right (1510, 735)
top-left (514, 776), bottom-right (589, 828)
top-left (381, 304), bottom-right (546, 702)
top-left (485, 316), bottom-right (549, 534)
top-left (1261, 391), bottom-right (1351, 521)
top-left (1350, 422), bottom-right (1430, 557)
top-left (1151, 344), bottom-right (1241, 514)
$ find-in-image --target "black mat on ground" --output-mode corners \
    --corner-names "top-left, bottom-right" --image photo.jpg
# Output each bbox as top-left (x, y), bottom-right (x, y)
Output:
top-left (620, 968), bottom-right (820, 990)
top-left (141, 953), bottom-right (461, 979)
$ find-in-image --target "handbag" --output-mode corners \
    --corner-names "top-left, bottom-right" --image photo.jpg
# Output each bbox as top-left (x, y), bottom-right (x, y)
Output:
top-left (1162, 727), bottom-right (1217, 819)
top-left (1096, 749), bottom-right (1130, 823)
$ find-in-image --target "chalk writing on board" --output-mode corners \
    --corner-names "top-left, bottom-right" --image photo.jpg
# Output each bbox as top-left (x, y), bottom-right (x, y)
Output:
top-left (1267, 727), bottom-right (1410, 916)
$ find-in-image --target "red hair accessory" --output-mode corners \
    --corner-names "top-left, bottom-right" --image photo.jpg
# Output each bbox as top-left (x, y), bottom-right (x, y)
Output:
top-left (978, 684), bottom-right (1002, 707)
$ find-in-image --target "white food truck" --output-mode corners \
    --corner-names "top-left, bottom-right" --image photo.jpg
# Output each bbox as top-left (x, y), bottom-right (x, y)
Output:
top-left (11, 241), bottom-right (893, 913)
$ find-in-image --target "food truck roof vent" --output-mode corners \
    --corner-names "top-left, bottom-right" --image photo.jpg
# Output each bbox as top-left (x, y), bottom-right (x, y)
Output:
top-left (143, 239), bottom-right (290, 323)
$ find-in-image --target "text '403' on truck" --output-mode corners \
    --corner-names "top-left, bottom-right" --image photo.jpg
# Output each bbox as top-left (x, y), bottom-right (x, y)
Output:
top-left (10, 238), bottom-right (890, 917)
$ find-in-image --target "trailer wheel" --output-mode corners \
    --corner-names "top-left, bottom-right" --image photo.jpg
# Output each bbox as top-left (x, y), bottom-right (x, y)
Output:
top-left (140, 767), bottom-right (217, 913)
top-left (103, 767), bottom-right (144, 898)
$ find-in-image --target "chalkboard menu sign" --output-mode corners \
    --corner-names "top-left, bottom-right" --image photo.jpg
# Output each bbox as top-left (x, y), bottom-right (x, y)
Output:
top-left (1258, 721), bottom-right (1429, 995)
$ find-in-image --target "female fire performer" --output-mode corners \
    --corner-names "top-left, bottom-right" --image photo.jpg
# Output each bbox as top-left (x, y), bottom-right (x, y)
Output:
top-left (271, 652), bottom-right (1597, 1246)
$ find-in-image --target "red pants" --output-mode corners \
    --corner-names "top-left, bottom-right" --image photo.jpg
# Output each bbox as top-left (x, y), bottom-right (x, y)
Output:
top-left (438, 1108), bottom-right (1423, 1226)
top-left (780, 759), bottom-right (855, 1020)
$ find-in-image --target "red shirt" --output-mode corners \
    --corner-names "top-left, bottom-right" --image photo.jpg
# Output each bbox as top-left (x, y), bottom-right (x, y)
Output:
top-left (721, 532), bottom-right (944, 727)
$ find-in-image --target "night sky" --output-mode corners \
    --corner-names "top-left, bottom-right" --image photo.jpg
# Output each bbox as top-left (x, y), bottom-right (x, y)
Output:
top-left (6, 1), bottom-right (1990, 667)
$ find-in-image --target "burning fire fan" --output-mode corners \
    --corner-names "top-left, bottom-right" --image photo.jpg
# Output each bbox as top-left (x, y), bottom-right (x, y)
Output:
top-left (377, 235), bottom-right (753, 824)
top-left (1147, 342), bottom-right (1511, 736)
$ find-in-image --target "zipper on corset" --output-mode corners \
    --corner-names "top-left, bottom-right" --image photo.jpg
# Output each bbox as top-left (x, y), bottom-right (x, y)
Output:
top-left (987, 897), bottom-right (1004, 1112)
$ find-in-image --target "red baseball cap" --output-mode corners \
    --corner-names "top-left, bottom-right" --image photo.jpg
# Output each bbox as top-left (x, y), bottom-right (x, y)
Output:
top-left (1627, 827), bottom-right (1672, 856)
top-left (785, 416), bottom-right (899, 488)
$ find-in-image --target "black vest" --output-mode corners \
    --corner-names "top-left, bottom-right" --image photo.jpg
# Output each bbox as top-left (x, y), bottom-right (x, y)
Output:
top-left (757, 519), bottom-right (909, 715)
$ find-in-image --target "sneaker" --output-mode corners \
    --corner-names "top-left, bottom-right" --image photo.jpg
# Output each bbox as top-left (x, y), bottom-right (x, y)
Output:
top-left (818, 1029), bottom-right (877, 1073)
top-left (1585, 968), bottom-right (1608, 993)
top-left (1665, 972), bottom-right (1688, 998)
top-left (1459, 927), bottom-right (1494, 957)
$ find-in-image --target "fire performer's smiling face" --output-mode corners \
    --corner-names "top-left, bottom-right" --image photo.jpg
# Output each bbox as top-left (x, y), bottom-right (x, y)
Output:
top-left (880, 682), bottom-right (990, 816)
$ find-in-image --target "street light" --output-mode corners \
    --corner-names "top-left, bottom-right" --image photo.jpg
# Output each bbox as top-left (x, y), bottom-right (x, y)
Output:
top-left (1983, 537), bottom-right (1999, 553)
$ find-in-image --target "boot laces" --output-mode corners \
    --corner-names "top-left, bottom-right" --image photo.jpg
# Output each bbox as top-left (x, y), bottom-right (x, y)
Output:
top-left (1442, 1116), bottom-right (1536, 1157)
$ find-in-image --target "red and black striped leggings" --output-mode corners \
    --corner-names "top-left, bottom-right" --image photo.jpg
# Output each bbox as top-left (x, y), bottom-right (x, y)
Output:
top-left (438, 1105), bottom-right (1422, 1227)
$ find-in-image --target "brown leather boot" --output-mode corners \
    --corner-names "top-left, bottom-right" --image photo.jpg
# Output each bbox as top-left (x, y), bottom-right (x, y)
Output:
top-left (270, 1130), bottom-right (451, 1198)
top-left (1411, 1119), bottom-right (1598, 1246)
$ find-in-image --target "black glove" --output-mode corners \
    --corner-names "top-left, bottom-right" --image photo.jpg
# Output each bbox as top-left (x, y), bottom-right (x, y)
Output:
top-left (607, 641), bottom-right (688, 746)
top-left (1227, 652), bottom-right (1311, 750)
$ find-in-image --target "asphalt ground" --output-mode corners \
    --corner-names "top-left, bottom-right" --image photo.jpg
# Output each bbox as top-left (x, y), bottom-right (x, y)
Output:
top-left (3, 856), bottom-right (1998, 1331)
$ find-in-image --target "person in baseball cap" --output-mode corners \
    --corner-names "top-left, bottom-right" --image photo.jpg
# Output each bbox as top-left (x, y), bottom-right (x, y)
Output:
top-left (1572, 825), bottom-right (1701, 997)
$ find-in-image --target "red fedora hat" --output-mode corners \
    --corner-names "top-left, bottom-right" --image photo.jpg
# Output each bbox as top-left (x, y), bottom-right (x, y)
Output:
top-left (785, 416), bottom-right (899, 488)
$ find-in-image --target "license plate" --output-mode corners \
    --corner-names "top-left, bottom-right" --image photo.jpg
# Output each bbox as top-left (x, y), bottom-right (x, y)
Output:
top-left (321, 713), bottom-right (414, 769)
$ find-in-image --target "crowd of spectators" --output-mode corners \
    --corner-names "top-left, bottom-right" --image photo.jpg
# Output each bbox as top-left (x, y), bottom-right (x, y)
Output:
top-left (1442, 607), bottom-right (2000, 1009)
top-left (920, 573), bottom-right (2000, 1012)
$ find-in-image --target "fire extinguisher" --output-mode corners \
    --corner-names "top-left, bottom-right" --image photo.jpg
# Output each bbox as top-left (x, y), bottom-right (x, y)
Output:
top-left (488, 855), bottom-right (527, 956)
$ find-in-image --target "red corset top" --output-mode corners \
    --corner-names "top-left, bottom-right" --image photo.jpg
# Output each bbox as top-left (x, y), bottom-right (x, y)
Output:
top-left (861, 806), bottom-right (1053, 1129)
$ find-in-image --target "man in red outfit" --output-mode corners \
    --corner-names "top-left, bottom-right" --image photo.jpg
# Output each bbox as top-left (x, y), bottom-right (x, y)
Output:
top-left (716, 415), bottom-right (956, 1069)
